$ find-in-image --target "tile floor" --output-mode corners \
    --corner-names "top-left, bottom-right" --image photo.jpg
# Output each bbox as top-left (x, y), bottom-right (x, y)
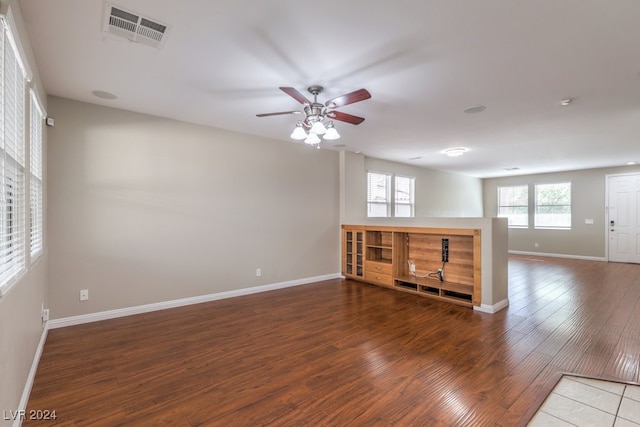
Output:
top-left (528, 375), bottom-right (640, 426)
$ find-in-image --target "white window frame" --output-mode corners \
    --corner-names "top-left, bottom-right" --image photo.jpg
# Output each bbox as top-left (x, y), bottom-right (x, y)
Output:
top-left (29, 90), bottom-right (44, 260)
top-left (367, 171), bottom-right (391, 217)
top-left (367, 171), bottom-right (415, 218)
top-left (394, 175), bottom-right (415, 218)
top-left (0, 15), bottom-right (28, 296)
top-left (534, 182), bottom-right (572, 230)
top-left (497, 185), bottom-right (529, 228)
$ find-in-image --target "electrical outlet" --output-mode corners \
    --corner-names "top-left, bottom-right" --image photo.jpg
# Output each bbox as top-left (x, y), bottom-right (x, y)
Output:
top-left (80, 289), bottom-right (89, 301)
top-left (256, 268), bottom-right (261, 277)
top-left (409, 261), bottom-right (416, 273)
top-left (41, 303), bottom-right (49, 322)
top-left (534, 242), bottom-right (539, 248)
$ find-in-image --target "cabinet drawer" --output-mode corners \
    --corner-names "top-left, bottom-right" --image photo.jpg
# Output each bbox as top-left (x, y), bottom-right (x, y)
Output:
top-left (365, 272), bottom-right (393, 286)
top-left (364, 261), bottom-right (392, 275)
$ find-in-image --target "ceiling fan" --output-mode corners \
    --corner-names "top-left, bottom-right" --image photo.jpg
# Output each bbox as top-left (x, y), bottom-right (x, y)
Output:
top-left (256, 85), bottom-right (371, 147)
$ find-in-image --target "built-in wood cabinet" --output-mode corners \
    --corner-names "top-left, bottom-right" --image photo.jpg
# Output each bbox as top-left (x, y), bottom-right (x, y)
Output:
top-left (342, 227), bottom-right (364, 280)
top-left (342, 225), bottom-right (481, 308)
top-left (364, 230), bottom-right (393, 286)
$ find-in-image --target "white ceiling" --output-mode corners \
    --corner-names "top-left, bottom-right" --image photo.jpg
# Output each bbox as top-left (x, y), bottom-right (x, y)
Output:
top-left (19, 0), bottom-right (640, 178)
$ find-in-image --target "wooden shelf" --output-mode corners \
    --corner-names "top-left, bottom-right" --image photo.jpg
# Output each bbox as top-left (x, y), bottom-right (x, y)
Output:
top-left (365, 230), bottom-right (393, 265)
top-left (394, 275), bottom-right (473, 306)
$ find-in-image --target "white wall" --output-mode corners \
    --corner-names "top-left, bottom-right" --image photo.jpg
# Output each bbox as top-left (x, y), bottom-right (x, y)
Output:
top-left (0, 1), bottom-right (48, 424)
top-left (47, 97), bottom-right (340, 319)
top-left (340, 151), bottom-right (483, 223)
top-left (483, 165), bottom-right (640, 258)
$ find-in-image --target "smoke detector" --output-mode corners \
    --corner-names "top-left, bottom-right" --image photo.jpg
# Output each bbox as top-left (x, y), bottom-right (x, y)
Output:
top-left (103, 3), bottom-right (171, 49)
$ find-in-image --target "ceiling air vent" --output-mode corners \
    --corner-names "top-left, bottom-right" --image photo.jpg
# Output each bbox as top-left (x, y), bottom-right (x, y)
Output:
top-left (103, 3), bottom-right (171, 49)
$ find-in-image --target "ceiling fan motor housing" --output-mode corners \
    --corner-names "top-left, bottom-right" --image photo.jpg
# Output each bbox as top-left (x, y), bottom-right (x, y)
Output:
top-left (304, 104), bottom-right (326, 124)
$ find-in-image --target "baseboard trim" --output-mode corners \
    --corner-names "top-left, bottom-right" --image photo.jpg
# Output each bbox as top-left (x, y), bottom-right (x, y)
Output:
top-left (474, 298), bottom-right (509, 314)
top-left (509, 250), bottom-right (606, 262)
top-left (48, 273), bottom-right (342, 329)
top-left (14, 324), bottom-right (49, 427)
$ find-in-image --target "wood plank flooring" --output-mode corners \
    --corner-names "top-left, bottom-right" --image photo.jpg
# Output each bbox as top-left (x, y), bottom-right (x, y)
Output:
top-left (25, 255), bottom-right (640, 426)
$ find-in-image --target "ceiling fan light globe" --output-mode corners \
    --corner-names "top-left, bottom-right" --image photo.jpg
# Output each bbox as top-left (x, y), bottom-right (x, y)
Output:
top-left (310, 121), bottom-right (327, 135)
top-left (323, 126), bottom-right (340, 140)
top-left (290, 124), bottom-right (307, 140)
top-left (304, 132), bottom-right (321, 146)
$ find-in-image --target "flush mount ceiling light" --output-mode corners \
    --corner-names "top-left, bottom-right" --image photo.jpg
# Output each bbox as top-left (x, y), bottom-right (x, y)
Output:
top-left (443, 147), bottom-right (468, 157)
top-left (560, 98), bottom-right (573, 106)
top-left (257, 85), bottom-right (371, 148)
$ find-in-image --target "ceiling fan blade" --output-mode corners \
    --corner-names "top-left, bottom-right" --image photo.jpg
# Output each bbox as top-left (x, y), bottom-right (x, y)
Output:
top-left (256, 110), bottom-right (301, 117)
top-left (280, 87), bottom-right (311, 105)
top-left (325, 89), bottom-right (371, 108)
top-left (326, 110), bottom-right (365, 125)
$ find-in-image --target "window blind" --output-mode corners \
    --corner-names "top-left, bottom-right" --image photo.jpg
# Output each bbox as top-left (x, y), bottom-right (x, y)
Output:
top-left (367, 172), bottom-right (391, 217)
top-left (394, 175), bottom-right (415, 217)
top-left (30, 90), bottom-right (43, 258)
top-left (0, 17), bottom-right (27, 291)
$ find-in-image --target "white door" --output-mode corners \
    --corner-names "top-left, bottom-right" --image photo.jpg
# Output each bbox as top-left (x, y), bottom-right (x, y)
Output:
top-left (607, 173), bottom-right (640, 263)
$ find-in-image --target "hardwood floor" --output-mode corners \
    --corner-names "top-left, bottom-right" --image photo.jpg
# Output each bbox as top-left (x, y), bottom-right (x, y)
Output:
top-left (25, 255), bottom-right (640, 426)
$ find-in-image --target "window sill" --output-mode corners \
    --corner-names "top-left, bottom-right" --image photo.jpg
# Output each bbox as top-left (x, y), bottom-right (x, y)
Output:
top-left (534, 227), bottom-right (572, 231)
top-left (0, 269), bottom-right (27, 298)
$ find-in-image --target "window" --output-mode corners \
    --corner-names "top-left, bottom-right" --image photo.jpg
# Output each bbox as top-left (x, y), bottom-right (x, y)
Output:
top-left (0, 17), bottom-right (28, 295)
top-left (367, 172), bottom-right (391, 217)
top-left (497, 185), bottom-right (528, 228)
top-left (30, 91), bottom-right (44, 259)
top-left (395, 175), bottom-right (415, 217)
top-left (535, 182), bottom-right (571, 229)
top-left (367, 172), bottom-right (415, 218)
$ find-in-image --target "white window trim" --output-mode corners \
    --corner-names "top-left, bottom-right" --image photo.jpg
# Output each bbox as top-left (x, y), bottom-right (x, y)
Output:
top-left (497, 185), bottom-right (529, 229)
top-left (0, 4), bottom-right (33, 82)
top-left (367, 171), bottom-right (416, 218)
top-left (29, 89), bottom-right (45, 261)
top-left (394, 175), bottom-right (415, 218)
top-left (367, 171), bottom-right (391, 217)
top-left (0, 12), bottom-right (30, 298)
top-left (534, 182), bottom-right (572, 230)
